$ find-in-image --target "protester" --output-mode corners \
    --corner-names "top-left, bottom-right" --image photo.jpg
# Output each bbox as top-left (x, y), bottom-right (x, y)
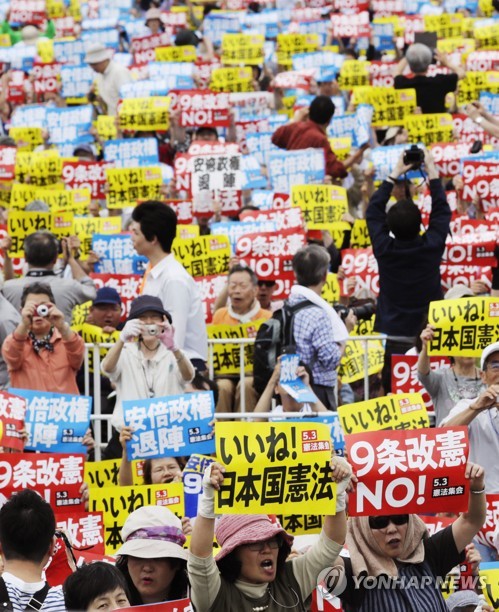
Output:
top-left (85, 43), bottom-right (132, 116)
top-left (0, 275), bottom-right (20, 390)
top-left (2, 282), bottom-right (85, 394)
top-left (63, 562), bottom-right (130, 611)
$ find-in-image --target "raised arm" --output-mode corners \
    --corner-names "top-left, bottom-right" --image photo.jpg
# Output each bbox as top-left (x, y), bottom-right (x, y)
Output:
top-left (452, 463), bottom-right (486, 552)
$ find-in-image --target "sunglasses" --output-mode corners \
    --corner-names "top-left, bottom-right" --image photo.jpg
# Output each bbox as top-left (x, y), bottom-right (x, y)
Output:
top-left (368, 515), bottom-right (409, 530)
top-left (245, 537), bottom-right (282, 552)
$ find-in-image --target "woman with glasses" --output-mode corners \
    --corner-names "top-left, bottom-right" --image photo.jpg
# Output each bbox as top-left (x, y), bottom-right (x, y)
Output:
top-left (336, 462), bottom-right (486, 611)
top-left (188, 458), bottom-right (353, 612)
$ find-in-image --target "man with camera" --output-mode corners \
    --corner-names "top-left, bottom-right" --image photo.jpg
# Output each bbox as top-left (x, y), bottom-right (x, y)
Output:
top-left (366, 147), bottom-right (451, 393)
top-left (1, 282), bottom-right (85, 394)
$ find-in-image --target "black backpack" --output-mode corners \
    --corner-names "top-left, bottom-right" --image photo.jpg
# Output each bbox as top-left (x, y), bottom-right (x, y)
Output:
top-left (253, 299), bottom-right (315, 394)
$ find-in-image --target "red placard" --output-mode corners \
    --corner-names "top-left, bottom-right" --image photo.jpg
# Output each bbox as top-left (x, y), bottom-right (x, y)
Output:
top-left (462, 160), bottom-right (499, 209)
top-left (453, 113), bottom-right (499, 146)
top-left (169, 90), bottom-right (231, 128)
top-left (475, 494), bottom-right (499, 549)
top-left (369, 61), bottom-right (396, 88)
top-left (419, 515), bottom-right (453, 536)
top-left (31, 62), bottom-right (61, 100)
top-left (10, 0), bottom-right (46, 24)
top-left (391, 355), bottom-right (450, 412)
top-left (89, 273), bottom-right (142, 320)
top-left (442, 234), bottom-right (498, 267)
top-left (0, 146), bottom-right (16, 181)
top-left (339, 247), bottom-right (379, 298)
top-left (330, 12), bottom-right (371, 38)
top-left (163, 199), bottom-right (193, 225)
top-left (430, 142), bottom-right (473, 178)
top-left (274, 71), bottom-right (315, 90)
top-left (55, 511), bottom-right (105, 554)
top-left (119, 599), bottom-right (192, 612)
top-left (195, 273), bottom-right (229, 324)
top-left (0, 390), bottom-right (26, 452)
top-left (0, 453), bottom-right (85, 510)
top-left (239, 208), bottom-right (303, 230)
top-left (440, 264), bottom-right (492, 294)
top-left (346, 427), bottom-right (469, 516)
top-left (62, 161), bottom-right (114, 200)
top-left (131, 32), bottom-right (172, 64)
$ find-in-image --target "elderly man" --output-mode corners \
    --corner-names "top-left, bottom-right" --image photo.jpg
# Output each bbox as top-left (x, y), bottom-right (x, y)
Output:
top-left (212, 264), bottom-right (271, 412)
top-left (394, 43), bottom-right (465, 114)
top-left (85, 43), bottom-right (132, 115)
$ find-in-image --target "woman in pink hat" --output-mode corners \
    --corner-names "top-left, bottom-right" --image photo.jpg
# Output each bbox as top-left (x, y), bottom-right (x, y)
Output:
top-left (188, 458), bottom-right (353, 611)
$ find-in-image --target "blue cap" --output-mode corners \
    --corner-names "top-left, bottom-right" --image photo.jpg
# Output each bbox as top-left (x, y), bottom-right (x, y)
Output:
top-left (93, 287), bottom-right (121, 306)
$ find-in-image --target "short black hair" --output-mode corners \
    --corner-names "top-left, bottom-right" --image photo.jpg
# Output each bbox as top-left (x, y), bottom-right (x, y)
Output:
top-left (24, 231), bottom-right (59, 267)
top-left (131, 201), bottom-right (177, 253)
top-left (216, 536), bottom-right (292, 583)
top-left (387, 199), bottom-right (422, 241)
top-left (0, 490), bottom-right (55, 564)
top-left (195, 126), bottom-right (218, 139)
top-left (20, 282), bottom-right (55, 307)
top-left (309, 95), bottom-right (336, 125)
top-left (228, 264), bottom-right (258, 286)
top-left (63, 562), bottom-right (129, 611)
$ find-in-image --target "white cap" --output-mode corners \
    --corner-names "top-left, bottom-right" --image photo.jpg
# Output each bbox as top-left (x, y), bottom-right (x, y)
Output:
top-left (480, 341), bottom-right (499, 370)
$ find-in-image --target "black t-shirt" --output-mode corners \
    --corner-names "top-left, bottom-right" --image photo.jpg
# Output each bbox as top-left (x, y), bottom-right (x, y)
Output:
top-left (394, 73), bottom-right (459, 114)
top-left (340, 525), bottom-right (464, 612)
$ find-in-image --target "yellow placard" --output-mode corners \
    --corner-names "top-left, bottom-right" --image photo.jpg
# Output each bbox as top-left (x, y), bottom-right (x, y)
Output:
top-left (210, 66), bottom-right (254, 93)
top-left (276, 33), bottom-right (319, 67)
top-left (276, 514), bottom-right (323, 536)
top-left (437, 37), bottom-right (476, 53)
top-left (291, 184), bottom-right (348, 225)
top-left (176, 224), bottom-right (199, 240)
top-left (474, 24), bottom-right (499, 49)
top-left (338, 60), bottom-right (370, 89)
top-left (118, 97), bottom-right (171, 132)
top-left (71, 300), bottom-right (92, 328)
top-left (351, 219), bottom-right (371, 248)
top-left (338, 393), bottom-right (430, 435)
top-left (428, 297), bottom-right (499, 357)
top-left (321, 272), bottom-right (341, 306)
top-left (221, 33), bottom-right (265, 66)
top-left (155, 45), bottom-right (197, 62)
top-left (307, 222), bottom-right (351, 248)
top-left (7, 211), bottom-right (73, 256)
top-left (37, 38), bottom-right (55, 63)
top-left (480, 565), bottom-right (499, 609)
top-left (96, 115), bottom-right (118, 141)
top-left (10, 185), bottom-right (91, 215)
top-left (105, 166), bottom-right (162, 209)
top-left (353, 87), bottom-right (417, 126)
top-left (207, 319), bottom-right (265, 376)
top-left (79, 323), bottom-right (120, 373)
top-left (89, 483), bottom-right (185, 554)
top-left (15, 149), bottom-right (62, 186)
top-left (172, 235), bottom-right (230, 277)
top-left (424, 13), bottom-right (463, 39)
top-left (457, 72), bottom-right (499, 106)
top-left (9, 127), bottom-right (44, 151)
top-left (338, 316), bottom-right (384, 384)
top-left (49, 211), bottom-right (75, 243)
top-left (405, 113), bottom-right (454, 146)
top-left (215, 421), bottom-right (336, 515)
top-left (10, 184), bottom-right (37, 210)
top-left (478, 0), bottom-right (494, 17)
top-left (74, 216), bottom-right (122, 258)
top-left (329, 137), bottom-right (352, 162)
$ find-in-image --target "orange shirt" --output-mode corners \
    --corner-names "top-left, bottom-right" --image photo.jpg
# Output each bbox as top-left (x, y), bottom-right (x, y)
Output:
top-left (212, 307), bottom-right (272, 325)
top-left (2, 329), bottom-right (85, 395)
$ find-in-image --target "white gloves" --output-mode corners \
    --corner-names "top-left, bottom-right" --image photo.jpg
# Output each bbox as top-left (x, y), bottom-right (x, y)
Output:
top-left (198, 464), bottom-right (219, 520)
top-left (119, 319), bottom-right (142, 343)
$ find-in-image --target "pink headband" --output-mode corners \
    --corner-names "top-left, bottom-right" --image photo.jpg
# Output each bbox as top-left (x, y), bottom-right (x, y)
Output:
top-left (127, 525), bottom-right (186, 547)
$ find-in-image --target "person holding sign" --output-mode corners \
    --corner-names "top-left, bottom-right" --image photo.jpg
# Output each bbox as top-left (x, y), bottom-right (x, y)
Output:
top-left (188, 458), bottom-right (353, 612)
top-left (337, 462), bottom-right (486, 611)
top-left (101, 294), bottom-right (195, 432)
top-left (2, 282), bottom-right (85, 394)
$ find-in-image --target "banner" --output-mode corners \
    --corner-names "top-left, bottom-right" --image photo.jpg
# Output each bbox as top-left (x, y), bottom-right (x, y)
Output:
top-left (405, 113), bottom-right (454, 146)
top-left (89, 272), bottom-right (141, 320)
top-left (0, 390), bottom-right (26, 451)
top-left (215, 422), bottom-right (336, 514)
top-left (172, 235), bottom-right (230, 278)
top-left (207, 319), bottom-right (265, 376)
top-left (0, 146), bottom-right (16, 180)
top-left (0, 452), bottom-right (85, 509)
top-left (92, 234), bottom-right (146, 275)
top-left (155, 45), bottom-right (197, 62)
top-left (89, 483), bottom-right (184, 553)
top-left (74, 217), bottom-right (122, 260)
top-left (428, 297), bottom-right (499, 356)
top-left (268, 149), bottom-right (325, 194)
top-left (430, 142), bottom-right (472, 177)
top-left (169, 90), bottom-right (230, 128)
top-left (291, 185), bottom-right (348, 225)
top-left (122, 391), bottom-right (215, 460)
top-left (442, 232), bottom-right (497, 267)
top-left (210, 66), bottom-right (253, 93)
top-left (189, 153), bottom-right (243, 195)
top-left (340, 248), bottom-right (379, 297)
top-left (7, 211), bottom-right (75, 256)
top-left (346, 427), bottom-right (469, 516)
top-left (339, 334), bottom-right (385, 384)
top-left (352, 87), bottom-right (416, 126)
top-left (221, 33), bottom-right (264, 66)
top-left (9, 389), bottom-right (92, 454)
top-left (276, 33), bottom-right (319, 67)
top-left (62, 161), bottom-right (113, 200)
top-left (462, 159), bottom-right (499, 209)
top-left (106, 166), bottom-right (162, 208)
top-left (338, 393), bottom-right (429, 435)
top-left (117, 97), bottom-right (171, 131)
top-left (131, 32), bottom-right (172, 64)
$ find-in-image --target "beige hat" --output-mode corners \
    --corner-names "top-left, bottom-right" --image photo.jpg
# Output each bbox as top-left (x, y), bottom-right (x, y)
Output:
top-left (382, 126), bottom-right (402, 145)
top-left (21, 25), bottom-right (39, 44)
top-left (444, 284), bottom-right (474, 300)
top-left (115, 506), bottom-right (187, 561)
top-left (84, 43), bottom-right (113, 64)
top-left (145, 8), bottom-right (163, 23)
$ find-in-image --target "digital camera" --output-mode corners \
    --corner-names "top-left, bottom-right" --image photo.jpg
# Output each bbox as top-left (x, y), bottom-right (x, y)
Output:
top-left (146, 324), bottom-right (158, 336)
top-left (36, 304), bottom-right (50, 317)
top-left (403, 145), bottom-right (425, 168)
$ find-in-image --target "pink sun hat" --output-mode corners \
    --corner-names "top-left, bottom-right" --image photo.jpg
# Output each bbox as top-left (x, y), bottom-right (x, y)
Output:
top-left (215, 515), bottom-right (293, 561)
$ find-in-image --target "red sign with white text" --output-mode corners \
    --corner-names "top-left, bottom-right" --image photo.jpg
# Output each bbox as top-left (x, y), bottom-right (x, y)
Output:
top-left (475, 494), bottom-right (499, 549)
top-left (391, 355), bottom-right (450, 413)
top-left (62, 161), bottom-right (113, 200)
top-left (169, 90), bottom-right (231, 128)
top-left (340, 248), bottom-right (379, 297)
top-left (89, 273), bottom-right (142, 320)
top-left (0, 390), bottom-right (26, 452)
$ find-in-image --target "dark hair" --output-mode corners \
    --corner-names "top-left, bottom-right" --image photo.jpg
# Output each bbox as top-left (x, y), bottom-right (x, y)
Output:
top-left (292, 244), bottom-right (330, 287)
top-left (191, 372), bottom-right (219, 406)
top-left (115, 556), bottom-right (188, 604)
top-left (0, 490), bottom-right (55, 564)
top-left (216, 536), bottom-right (292, 583)
top-left (20, 282), bottom-right (55, 307)
top-left (63, 562), bottom-right (130, 611)
top-left (132, 201), bottom-right (177, 253)
top-left (142, 456), bottom-right (186, 485)
top-left (24, 230), bottom-right (59, 266)
top-left (195, 126), bottom-right (218, 139)
top-left (228, 264), bottom-right (258, 287)
top-left (309, 95), bottom-right (336, 125)
top-left (386, 199), bottom-right (422, 241)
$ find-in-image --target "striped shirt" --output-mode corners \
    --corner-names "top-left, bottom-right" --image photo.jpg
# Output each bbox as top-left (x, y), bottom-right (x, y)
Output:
top-left (286, 295), bottom-right (342, 387)
top-left (2, 573), bottom-right (66, 612)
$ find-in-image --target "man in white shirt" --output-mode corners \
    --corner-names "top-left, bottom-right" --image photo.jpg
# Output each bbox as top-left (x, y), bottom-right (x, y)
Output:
top-left (84, 43), bottom-right (132, 116)
top-left (130, 200), bottom-right (208, 372)
top-left (0, 490), bottom-right (66, 611)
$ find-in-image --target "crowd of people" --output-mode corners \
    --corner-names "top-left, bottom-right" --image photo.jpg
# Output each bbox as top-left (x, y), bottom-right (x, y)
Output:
top-left (0, 0), bottom-right (498, 609)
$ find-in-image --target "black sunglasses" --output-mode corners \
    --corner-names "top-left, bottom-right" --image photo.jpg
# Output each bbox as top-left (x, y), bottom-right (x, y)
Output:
top-left (368, 515), bottom-right (409, 530)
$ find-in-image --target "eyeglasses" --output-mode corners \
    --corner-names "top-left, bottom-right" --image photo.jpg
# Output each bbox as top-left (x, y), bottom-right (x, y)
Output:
top-left (368, 515), bottom-right (409, 530)
top-left (245, 538), bottom-right (282, 552)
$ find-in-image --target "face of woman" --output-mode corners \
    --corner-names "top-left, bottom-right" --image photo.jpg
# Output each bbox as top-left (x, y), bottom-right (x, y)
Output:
top-left (235, 538), bottom-right (280, 584)
top-left (150, 457), bottom-right (182, 484)
top-left (127, 557), bottom-right (178, 604)
top-left (87, 586), bottom-right (129, 611)
top-left (371, 520), bottom-right (408, 559)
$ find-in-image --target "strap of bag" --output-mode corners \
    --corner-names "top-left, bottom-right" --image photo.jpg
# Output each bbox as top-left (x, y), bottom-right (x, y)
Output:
top-left (0, 577), bottom-right (50, 612)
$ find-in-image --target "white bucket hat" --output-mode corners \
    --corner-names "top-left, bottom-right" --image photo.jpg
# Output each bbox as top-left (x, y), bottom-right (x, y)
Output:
top-left (84, 43), bottom-right (113, 64)
top-left (480, 341), bottom-right (499, 371)
top-left (115, 506), bottom-right (187, 561)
